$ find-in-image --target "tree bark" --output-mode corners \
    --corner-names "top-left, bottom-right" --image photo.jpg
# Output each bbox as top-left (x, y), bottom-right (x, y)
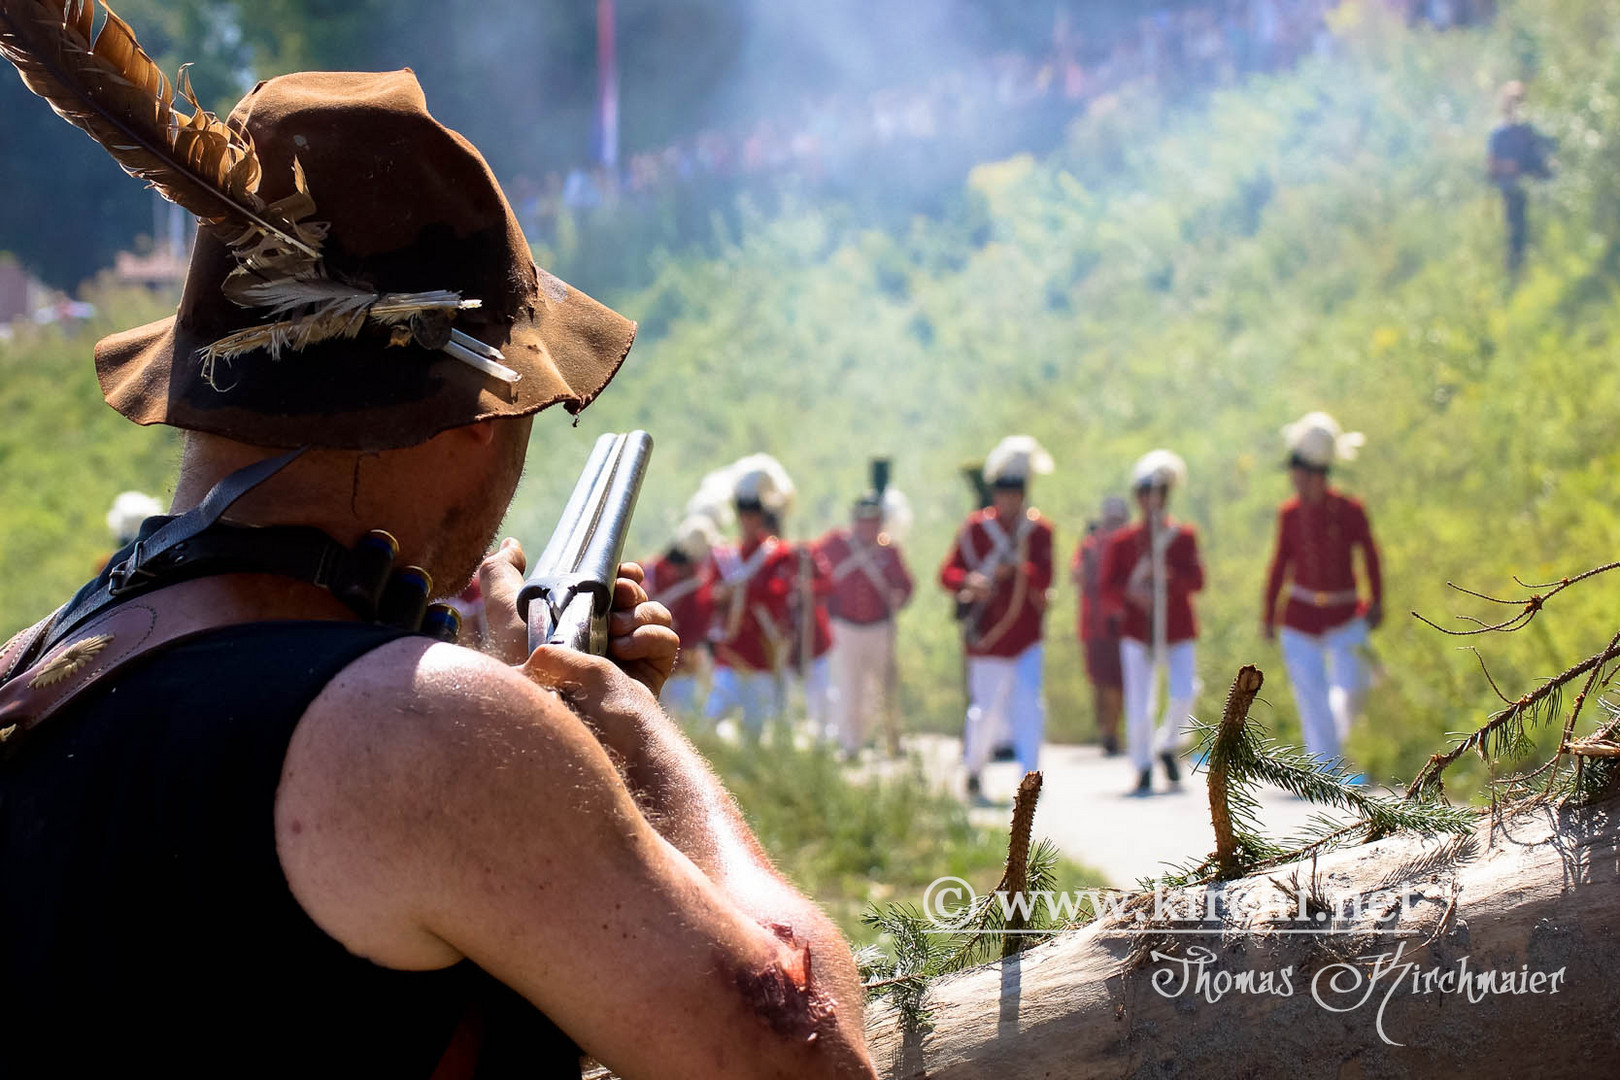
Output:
top-left (864, 796), bottom-right (1620, 1078)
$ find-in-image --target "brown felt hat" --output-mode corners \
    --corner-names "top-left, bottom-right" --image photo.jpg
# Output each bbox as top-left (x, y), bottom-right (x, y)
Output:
top-left (93, 69), bottom-right (636, 451)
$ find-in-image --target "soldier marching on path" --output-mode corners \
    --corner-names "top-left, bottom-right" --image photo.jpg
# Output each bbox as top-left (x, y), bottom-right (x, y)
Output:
top-left (698, 455), bottom-right (801, 736)
top-left (1262, 412), bottom-right (1384, 775)
top-left (939, 436), bottom-right (1056, 800)
top-left (1101, 450), bottom-right (1205, 797)
top-left (816, 462), bottom-right (915, 760)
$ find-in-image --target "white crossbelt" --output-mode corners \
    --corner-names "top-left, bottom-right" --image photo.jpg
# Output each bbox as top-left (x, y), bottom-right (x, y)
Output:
top-left (652, 574), bottom-right (702, 609)
top-left (832, 543), bottom-right (896, 617)
top-left (712, 539), bottom-right (782, 647)
top-left (959, 514), bottom-right (1031, 574)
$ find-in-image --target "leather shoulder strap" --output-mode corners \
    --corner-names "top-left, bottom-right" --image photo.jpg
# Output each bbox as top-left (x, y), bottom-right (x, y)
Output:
top-left (0, 609), bottom-right (63, 687)
top-left (0, 579), bottom-right (386, 754)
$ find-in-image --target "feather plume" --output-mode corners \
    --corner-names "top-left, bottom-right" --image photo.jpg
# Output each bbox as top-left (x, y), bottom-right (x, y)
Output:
top-left (0, 0), bottom-right (319, 260)
top-left (196, 289), bottom-right (493, 388)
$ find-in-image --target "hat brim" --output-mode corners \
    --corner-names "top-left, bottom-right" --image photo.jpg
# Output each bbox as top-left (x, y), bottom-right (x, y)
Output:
top-left (94, 273), bottom-right (636, 452)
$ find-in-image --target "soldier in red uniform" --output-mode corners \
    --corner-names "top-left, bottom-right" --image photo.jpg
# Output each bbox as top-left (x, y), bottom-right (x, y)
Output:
top-left (939, 437), bottom-right (1056, 797)
top-left (644, 515), bottom-right (720, 715)
top-left (787, 540), bottom-right (837, 734)
top-left (1262, 413), bottom-right (1384, 770)
top-left (701, 455), bottom-right (799, 736)
top-left (1072, 496), bottom-right (1130, 756)
top-left (1101, 450), bottom-right (1204, 796)
top-left (818, 484), bottom-right (915, 759)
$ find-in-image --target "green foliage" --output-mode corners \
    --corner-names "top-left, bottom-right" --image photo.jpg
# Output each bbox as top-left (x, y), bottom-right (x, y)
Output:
top-left (858, 838), bottom-right (1073, 1022)
top-left (690, 730), bottom-right (1098, 943)
top-left (548, 1), bottom-right (1620, 801)
top-left (1171, 714), bottom-right (1478, 889)
top-left (0, 284), bottom-right (179, 628)
top-left (12, 2), bottom-right (1620, 815)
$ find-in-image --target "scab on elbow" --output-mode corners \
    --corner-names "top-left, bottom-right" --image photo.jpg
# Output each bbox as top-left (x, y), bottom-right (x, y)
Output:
top-left (725, 923), bottom-right (839, 1046)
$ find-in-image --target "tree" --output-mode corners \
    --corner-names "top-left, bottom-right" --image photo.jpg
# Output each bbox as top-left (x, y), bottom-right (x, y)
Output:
top-left (861, 792), bottom-right (1620, 1076)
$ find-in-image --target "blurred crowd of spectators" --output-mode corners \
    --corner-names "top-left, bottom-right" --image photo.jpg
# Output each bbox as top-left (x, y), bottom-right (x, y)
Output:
top-left (510, 0), bottom-right (1489, 240)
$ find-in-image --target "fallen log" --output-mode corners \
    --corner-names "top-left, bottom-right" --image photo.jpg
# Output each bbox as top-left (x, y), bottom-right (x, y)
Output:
top-left (864, 795), bottom-right (1620, 1078)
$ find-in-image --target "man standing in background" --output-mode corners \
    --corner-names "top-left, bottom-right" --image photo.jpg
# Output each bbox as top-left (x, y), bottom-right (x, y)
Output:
top-left (1103, 451), bottom-right (1203, 796)
top-left (1488, 80), bottom-right (1554, 276)
top-left (820, 467), bottom-right (915, 759)
top-left (1263, 412), bottom-right (1384, 771)
top-left (1073, 496), bottom-right (1131, 757)
top-left (940, 437), bottom-right (1055, 799)
top-left (702, 455), bottom-right (798, 736)
top-left (789, 539), bottom-right (837, 736)
top-left (644, 514), bottom-right (719, 715)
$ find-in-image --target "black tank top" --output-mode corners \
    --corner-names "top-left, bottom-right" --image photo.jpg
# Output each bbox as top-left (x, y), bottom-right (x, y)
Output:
top-left (0, 620), bottom-right (582, 1078)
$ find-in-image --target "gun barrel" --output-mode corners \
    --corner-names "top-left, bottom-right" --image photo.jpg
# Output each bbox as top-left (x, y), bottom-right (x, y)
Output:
top-left (518, 431), bottom-right (655, 654)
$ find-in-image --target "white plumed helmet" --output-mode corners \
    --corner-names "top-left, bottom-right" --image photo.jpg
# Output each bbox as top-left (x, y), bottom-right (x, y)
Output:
top-left (685, 466), bottom-right (740, 534)
top-left (1282, 411), bottom-right (1364, 469)
top-left (673, 514), bottom-right (722, 562)
top-left (1131, 449), bottom-right (1188, 491)
top-left (106, 490), bottom-right (165, 546)
top-left (983, 436), bottom-right (1055, 486)
top-left (728, 453), bottom-right (797, 517)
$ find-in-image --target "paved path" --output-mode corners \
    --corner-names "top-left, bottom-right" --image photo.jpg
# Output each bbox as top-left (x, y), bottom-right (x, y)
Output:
top-left (895, 734), bottom-right (1350, 888)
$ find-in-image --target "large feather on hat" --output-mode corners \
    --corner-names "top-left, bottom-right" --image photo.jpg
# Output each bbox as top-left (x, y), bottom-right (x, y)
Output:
top-left (0, 0), bottom-right (321, 263)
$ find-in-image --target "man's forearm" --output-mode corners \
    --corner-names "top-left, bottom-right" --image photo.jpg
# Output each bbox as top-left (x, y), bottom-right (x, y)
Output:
top-left (611, 713), bottom-right (867, 1011)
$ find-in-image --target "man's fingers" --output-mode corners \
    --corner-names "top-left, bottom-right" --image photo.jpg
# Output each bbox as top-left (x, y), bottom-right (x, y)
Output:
top-left (613, 576), bottom-right (650, 611)
top-left (609, 602), bottom-right (673, 637)
top-left (617, 561), bottom-right (646, 586)
top-left (478, 539), bottom-right (532, 665)
top-left (485, 537), bottom-right (526, 577)
top-left (610, 625), bottom-right (681, 662)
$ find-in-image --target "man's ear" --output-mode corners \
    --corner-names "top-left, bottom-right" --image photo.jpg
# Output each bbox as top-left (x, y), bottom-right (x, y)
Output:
top-left (462, 419), bottom-right (499, 447)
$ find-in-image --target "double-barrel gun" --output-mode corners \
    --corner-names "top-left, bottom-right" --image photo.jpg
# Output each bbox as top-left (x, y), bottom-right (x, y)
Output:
top-left (518, 431), bottom-right (655, 655)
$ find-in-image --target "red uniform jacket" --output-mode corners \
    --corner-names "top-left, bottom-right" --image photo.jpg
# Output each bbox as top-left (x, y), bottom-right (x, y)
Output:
top-left (785, 542), bottom-right (835, 666)
top-left (817, 529), bottom-right (915, 626)
top-left (705, 537), bottom-right (796, 672)
top-left (1072, 527), bottom-right (1124, 643)
top-left (1262, 491), bottom-right (1382, 636)
top-left (1099, 519), bottom-right (1204, 646)
top-left (644, 555), bottom-right (713, 675)
top-left (938, 508), bottom-right (1054, 659)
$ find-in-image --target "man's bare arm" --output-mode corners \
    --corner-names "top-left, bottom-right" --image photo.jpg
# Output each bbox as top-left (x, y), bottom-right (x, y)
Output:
top-left (479, 545), bottom-right (869, 1024)
top-left (277, 640), bottom-right (874, 1078)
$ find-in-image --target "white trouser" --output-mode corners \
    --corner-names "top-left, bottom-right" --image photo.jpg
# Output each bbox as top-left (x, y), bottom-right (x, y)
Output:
top-left (1280, 617), bottom-right (1369, 764)
top-left (1121, 638), bottom-right (1198, 772)
top-left (963, 645), bottom-right (1045, 778)
top-left (802, 654), bottom-right (833, 731)
top-left (662, 675), bottom-right (701, 716)
top-left (830, 619), bottom-right (894, 754)
top-left (704, 666), bottom-right (780, 736)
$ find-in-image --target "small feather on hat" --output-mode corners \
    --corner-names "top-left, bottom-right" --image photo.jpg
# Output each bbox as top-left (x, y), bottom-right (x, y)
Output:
top-left (983, 436), bottom-right (1055, 485)
top-left (879, 488), bottom-right (914, 544)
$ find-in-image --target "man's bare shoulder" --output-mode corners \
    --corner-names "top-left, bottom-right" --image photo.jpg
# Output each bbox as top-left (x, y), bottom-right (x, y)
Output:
top-left (312, 634), bottom-right (550, 719)
top-left (276, 636), bottom-right (606, 970)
